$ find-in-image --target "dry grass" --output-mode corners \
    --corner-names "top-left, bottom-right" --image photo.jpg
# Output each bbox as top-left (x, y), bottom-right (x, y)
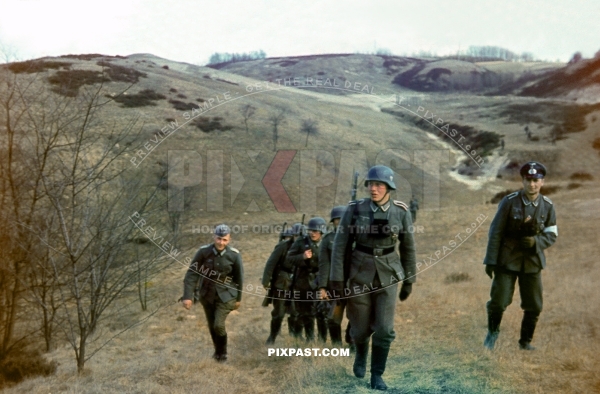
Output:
top-left (3, 54), bottom-right (600, 393)
top-left (6, 198), bottom-right (599, 393)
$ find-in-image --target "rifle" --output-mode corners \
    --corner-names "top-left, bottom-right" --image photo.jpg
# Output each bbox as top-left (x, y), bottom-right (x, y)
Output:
top-left (285, 214), bottom-right (305, 307)
top-left (278, 221), bottom-right (288, 242)
top-left (344, 171), bottom-right (359, 285)
top-left (262, 221), bottom-right (289, 307)
top-left (351, 170), bottom-right (359, 201)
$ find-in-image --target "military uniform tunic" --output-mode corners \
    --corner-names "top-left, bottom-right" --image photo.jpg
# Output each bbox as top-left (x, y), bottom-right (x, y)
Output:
top-left (317, 231), bottom-right (336, 290)
top-left (287, 236), bottom-right (321, 300)
top-left (330, 198), bottom-right (416, 347)
top-left (483, 190), bottom-right (557, 314)
top-left (262, 238), bottom-right (295, 320)
top-left (287, 236), bottom-right (321, 335)
top-left (183, 244), bottom-right (243, 337)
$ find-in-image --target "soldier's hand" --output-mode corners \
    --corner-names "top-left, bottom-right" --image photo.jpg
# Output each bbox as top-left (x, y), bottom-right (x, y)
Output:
top-left (319, 288), bottom-right (329, 300)
top-left (303, 249), bottom-right (313, 259)
top-left (485, 265), bottom-right (494, 279)
top-left (182, 299), bottom-right (192, 310)
top-left (520, 236), bottom-right (536, 248)
top-left (329, 281), bottom-right (344, 298)
top-left (399, 283), bottom-right (412, 301)
top-left (234, 301), bottom-right (241, 310)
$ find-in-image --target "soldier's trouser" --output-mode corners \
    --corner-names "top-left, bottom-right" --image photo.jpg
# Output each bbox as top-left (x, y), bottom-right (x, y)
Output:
top-left (199, 297), bottom-right (237, 338)
top-left (347, 281), bottom-right (398, 348)
top-left (271, 296), bottom-right (287, 321)
top-left (330, 300), bottom-right (353, 345)
top-left (286, 302), bottom-right (300, 336)
top-left (486, 266), bottom-right (543, 315)
top-left (330, 300), bottom-right (346, 325)
top-left (295, 300), bottom-right (316, 340)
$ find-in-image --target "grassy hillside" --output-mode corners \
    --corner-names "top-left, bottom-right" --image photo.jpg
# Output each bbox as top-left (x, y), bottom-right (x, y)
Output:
top-left (2, 53), bottom-right (600, 393)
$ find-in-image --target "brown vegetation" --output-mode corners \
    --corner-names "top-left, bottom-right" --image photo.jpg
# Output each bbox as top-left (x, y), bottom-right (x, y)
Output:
top-left (1, 52), bottom-right (600, 393)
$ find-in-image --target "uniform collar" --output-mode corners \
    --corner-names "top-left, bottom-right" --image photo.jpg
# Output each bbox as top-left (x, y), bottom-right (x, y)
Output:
top-left (212, 246), bottom-right (227, 256)
top-left (370, 199), bottom-right (391, 212)
top-left (521, 192), bottom-right (540, 207)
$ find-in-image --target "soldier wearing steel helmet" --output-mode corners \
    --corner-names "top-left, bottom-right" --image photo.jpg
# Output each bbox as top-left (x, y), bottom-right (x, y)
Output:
top-left (483, 161), bottom-right (557, 351)
top-left (330, 165), bottom-right (416, 391)
top-left (287, 217), bottom-right (327, 341)
top-left (182, 224), bottom-right (244, 362)
top-left (318, 205), bottom-right (354, 346)
top-left (262, 223), bottom-right (304, 344)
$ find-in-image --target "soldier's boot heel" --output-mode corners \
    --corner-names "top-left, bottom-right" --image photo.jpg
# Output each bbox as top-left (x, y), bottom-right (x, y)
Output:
top-left (519, 311), bottom-right (539, 351)
top-left (353, 341), bottom-right (369, 378)
top-left (370, 375), bottom-right (388, 391)
top-left (370, 345), bottom-right (390, 390)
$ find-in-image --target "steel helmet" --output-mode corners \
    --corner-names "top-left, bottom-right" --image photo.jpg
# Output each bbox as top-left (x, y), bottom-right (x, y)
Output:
top-left (307, 217), bottom-right (327, 233)
top-left (291, 222), bottom-right (305, 236)
top-left (329, 206), bottom-right (346, 222)
top-left (364, 165), bottom-right (396, 190)
top-left (281, 226), bottom-right (295, 237)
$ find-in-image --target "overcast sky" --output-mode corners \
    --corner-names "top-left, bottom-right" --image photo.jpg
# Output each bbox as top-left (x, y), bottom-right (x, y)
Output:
top-left (1, 0), bottom-right (598, 64)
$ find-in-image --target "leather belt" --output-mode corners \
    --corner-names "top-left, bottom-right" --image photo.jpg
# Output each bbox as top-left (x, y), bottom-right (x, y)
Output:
top-left (355, 244), bottom-right (395, 257)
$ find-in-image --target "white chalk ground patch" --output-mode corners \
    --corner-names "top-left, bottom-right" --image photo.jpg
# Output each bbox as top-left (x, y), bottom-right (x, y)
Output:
top-left (448, 152), bottom-right (510, 191)
top-left (307, 91), bottom-right (510, 191)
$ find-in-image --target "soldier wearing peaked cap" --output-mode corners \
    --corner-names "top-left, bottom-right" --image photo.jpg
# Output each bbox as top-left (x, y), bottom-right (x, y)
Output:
top-left (182, 224), bottom-right (244, 362)
top-left (483, 161), bottom-right (557, 351)
top-left (329, 165), bottom-right (416, 391)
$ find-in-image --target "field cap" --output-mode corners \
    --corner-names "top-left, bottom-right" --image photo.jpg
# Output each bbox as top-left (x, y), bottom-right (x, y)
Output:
top-left (214, 224), bottom-right (231, 237)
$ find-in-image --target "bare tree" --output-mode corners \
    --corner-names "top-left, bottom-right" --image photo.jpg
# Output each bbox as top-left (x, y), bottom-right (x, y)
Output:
top-left (0, 66), bottom-right (53, 359)
top-left (300, 118), bottom-right (319, 147)
top-left (240, 104), bottom-right (256, 133)
top-left (268, 107), bottom-right (287, 151)
top-left (0, 58), bottom-right (171, 373)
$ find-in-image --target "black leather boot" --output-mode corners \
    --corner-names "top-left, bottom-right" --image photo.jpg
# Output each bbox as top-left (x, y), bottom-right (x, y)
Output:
top-left (328, 322), bottom-right (342, 345)
top-left (345, 322), bottom-right (355, 353)
top-left (288, 315), bottom-right (298, 337)
top-left (209, 329), bottom-right (218, 360)
top-left (519, 311), bottom-right (539, 350)
top-left (266, 318), bottom-right (283, 345)
top-left (353, 340), bottom-right (369, 378)
top-left (484, 312), bottom-right (503, 350)
top-left (215, 334), bottom-right (228, 362)
top-left (317, 317), bottom-right (328, 343)
top-left (370, 345), bottom-right (390, 390)
top-left (304, 318), bottom-right (315, 342)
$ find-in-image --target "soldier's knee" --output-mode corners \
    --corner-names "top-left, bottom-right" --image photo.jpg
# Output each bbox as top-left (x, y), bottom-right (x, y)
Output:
top-left (371, 331), bottom-right (395, 348)
top-left (213, 323), bottom-right (227, 337)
